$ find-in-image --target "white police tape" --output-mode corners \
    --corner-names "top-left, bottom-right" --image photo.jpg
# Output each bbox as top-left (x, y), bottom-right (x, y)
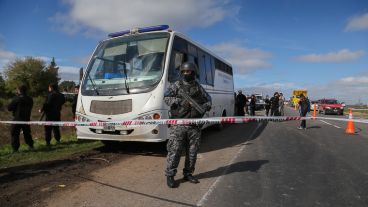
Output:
top-left (0, 116), bottom-right (367, 127)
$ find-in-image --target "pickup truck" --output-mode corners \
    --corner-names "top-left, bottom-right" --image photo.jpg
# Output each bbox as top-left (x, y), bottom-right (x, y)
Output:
top-left (318, 99), bottom-right (344, 115)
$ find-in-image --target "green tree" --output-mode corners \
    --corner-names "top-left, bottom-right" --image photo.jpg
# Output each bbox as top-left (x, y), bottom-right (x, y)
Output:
top-left (0, 73), bottom-right (6, 97)
top-left (45, 57), bottom-right (60, 85)
top-left (59, 80), bottom-right (76, 92)
top-left (4, 57), bottom-right (60, 96)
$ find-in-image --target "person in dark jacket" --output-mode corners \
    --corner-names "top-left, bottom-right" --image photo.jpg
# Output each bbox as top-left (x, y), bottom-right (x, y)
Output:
top-left (235, 90), bottom-right (247, 116)
top-left (8, 85), bottom-right (34, 152)
top-left (264, 95), bottom-right (271, 116)
top-left (270, 92), bottom-right (280, 116)
top-left (40, 83), bottom-right (65, 146)
top-left (249, 95), bottom-right (256, 116)
top-left (164, 62), bottom-right (211, 188)
top-left (71, 85), bottom-right (79, 119)
top-left (298, 94), bottom-right (310, 130)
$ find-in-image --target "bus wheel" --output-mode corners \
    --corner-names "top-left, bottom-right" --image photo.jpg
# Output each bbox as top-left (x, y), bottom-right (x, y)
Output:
top-left (101, 140), bottom-right (119, 149)
top-left (215, 111), bottom-right (227, 131)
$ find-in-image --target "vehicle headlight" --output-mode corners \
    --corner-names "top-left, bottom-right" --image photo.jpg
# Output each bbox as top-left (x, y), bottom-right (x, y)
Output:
top-left (136, 112), bottom-right (161, 120)
top-left (326, 107), bottom-right (331, 109)
top-left (75, 114), bottom-right (91, 122)
top-left (340, 107), bottom-right (344, 109)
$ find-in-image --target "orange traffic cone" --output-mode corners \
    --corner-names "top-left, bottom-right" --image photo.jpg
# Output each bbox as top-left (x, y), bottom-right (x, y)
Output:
top-left (345, 108), bottom-right (355, 134)
top-left (313, 103), bottom-right (317, 120)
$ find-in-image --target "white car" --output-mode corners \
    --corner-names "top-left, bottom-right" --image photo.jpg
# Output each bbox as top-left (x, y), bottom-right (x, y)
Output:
top-left (310, 101), bottom-right (318, 111)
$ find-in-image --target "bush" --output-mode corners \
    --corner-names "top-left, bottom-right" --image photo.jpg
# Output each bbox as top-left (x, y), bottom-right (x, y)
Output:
top-left (0, 98), bottom-right (4, 110)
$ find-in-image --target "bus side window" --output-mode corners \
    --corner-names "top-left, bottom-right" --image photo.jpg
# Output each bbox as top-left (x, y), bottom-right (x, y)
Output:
top-left (197, 49), bottom-right (207, 85)
top-left (205, 53), bottom-right (214, 86)
top-left (188, 43), bottom-right (199, 79)
top-left (168, 51), bottom-right (185, 82)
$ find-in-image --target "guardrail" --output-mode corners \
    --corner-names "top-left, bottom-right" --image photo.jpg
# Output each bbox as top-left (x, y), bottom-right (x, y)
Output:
top-left (351, 108), bottom-right (368, 111)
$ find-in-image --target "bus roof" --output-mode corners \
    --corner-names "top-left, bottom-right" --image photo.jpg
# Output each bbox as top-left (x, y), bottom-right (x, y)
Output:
top-left (172, 31), bottom-right (232, 67)
top-left (104, 26), bottom-right (232, 68)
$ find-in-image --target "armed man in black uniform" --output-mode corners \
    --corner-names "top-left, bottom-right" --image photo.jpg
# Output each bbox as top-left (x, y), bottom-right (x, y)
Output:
top-left (164, 62), bottom-right (212, 188)
top-left (8, 85), bottom-right (34, 153)
top-left (40, 83), bottom-right (65, 146)
top-left (71, 85), bottom-right (79, 119)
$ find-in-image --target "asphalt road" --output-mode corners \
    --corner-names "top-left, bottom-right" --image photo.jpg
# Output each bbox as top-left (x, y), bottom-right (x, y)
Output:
top-left (201, 107), bottom-right (368, 207)
top-left (1, 106), bottom-right (367, 207)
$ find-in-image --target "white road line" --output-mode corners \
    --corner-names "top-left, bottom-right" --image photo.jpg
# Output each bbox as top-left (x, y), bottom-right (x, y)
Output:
top-left (196, 122), bottom-right (263, 206)
top-left (320, 120), bottom-right (341, 129)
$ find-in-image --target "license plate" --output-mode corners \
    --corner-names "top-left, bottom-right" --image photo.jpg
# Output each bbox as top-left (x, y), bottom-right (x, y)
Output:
top-left (103, 125), bottom-right (115, 131)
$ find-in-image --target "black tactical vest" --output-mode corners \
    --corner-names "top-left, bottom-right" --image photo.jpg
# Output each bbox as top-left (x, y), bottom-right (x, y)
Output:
top-left (170, 80), bottom-right (207, 118)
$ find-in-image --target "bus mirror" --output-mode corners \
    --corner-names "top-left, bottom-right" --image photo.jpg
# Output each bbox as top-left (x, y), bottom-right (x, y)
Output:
top-left (79, 67), bottom-right (83, 81)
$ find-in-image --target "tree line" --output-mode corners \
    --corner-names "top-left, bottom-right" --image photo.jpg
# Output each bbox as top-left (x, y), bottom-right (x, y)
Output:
top-left (0, 57), bottom-right (78, 98)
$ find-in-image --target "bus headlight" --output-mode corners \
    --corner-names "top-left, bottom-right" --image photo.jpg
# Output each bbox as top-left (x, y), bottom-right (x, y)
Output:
top-left (136, 112), bottom-right (161, 120)
top-left (75, 114), bottom-right (91, 122)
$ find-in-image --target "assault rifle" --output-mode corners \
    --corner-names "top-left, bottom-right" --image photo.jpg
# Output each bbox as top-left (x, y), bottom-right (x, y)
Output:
top-left (177, 89), bottom-right (206, 115)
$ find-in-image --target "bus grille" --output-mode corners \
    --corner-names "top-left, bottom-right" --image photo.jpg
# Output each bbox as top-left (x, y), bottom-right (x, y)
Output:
top-left (90, 99), bottom-right (132, 115)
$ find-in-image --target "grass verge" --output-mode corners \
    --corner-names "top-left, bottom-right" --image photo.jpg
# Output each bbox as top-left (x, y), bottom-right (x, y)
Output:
top-left (344, 108), bottom-right (368, 119)
top-left (0, 134), bottom-right (103, 169)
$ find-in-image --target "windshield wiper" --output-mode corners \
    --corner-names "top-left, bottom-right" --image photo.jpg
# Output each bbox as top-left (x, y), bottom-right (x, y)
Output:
top-left (94, 56), bottom-right (130, 94)
top-left (94, 56), bottom-right (128, 67)
top-left (87, 72), bottom-right (100, 95)
top-left (123, 63), bottom-right (130, 94)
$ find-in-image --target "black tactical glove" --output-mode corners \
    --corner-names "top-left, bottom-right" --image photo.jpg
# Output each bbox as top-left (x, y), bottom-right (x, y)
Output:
top-left (182, 101), bottom-right (192, 110)
top-left (203, 103), bottom-right (211, 111)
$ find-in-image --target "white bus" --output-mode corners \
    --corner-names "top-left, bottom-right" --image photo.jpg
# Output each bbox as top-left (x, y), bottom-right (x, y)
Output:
top-left (75, 25), bottom-right (234, 144)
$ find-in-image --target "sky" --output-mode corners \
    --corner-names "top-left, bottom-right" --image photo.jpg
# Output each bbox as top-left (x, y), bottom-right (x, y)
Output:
top-left (0, 0), bottom-right (367, 104)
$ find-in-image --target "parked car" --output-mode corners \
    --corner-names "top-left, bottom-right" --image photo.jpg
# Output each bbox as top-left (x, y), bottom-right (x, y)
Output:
top-left (318, 99), bottom-right (344, 115)
top-left (310, 100), bottom-right (319, 111)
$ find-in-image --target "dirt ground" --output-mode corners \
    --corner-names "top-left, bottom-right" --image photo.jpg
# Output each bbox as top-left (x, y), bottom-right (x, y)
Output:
top-left (0, 142), bottom-right (167, 207)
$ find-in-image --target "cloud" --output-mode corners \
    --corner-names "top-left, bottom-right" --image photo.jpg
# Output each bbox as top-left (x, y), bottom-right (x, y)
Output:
top-left (0, 48), bottom-right (17, 71)
top-left (345, 12), bottom-right (368, 32)
top-left (294, 49), bottom-right (365, 63)
top-left (308, 73), bottom-right (368, 104)
top-left (338, 76), bottom-right (368, 86)
top-left (50, 0), bottom-right (234, 35)
top-left (236, 81), bottom-right (299, 98)
top-left (59, 65), bottom-right (81, 82)
top-left (209, 42), bottom-right (272, 74)
top-left (34, 56), bottom-right (56, 63)
top-left (72, 55), bottom-right (91, 66)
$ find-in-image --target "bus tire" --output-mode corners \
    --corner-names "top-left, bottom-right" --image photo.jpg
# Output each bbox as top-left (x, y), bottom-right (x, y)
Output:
top-left (101, 140), bottom-right (119, 149)
top-left (215, 110), bottom-right (227, 131)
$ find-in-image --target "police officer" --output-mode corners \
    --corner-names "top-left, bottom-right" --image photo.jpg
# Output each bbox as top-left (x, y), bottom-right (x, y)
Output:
top-left (279, 92), bottom-right (285, 116)
top-left (235, 90), bottom-right (247, 116)
top-left (164, 62), bottom-right (212, 188)
top-left (264, 95), bottom-right (271, 116)
top-left (298, 94), bottom-right (310, 130)
top-left (270, 92), bottom-right (280, 116)
top-left (40, 83), bottom-right (65, 146)
top-left (249, 94), bottom-right (256, 116)
top-left (8, 85), bottom-right (34, 152)
top-left (71, 85), bottom-right (79, 119)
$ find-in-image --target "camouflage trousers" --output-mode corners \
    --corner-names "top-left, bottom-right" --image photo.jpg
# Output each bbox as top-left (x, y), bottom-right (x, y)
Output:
top-left (165, 125), bottom-right (201, 177)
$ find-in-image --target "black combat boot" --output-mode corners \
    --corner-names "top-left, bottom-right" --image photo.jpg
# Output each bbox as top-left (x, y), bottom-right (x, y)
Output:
top-left (184, 174), bottom-right (199, 184)
top-left (167, 176), bottom-right (176, 188)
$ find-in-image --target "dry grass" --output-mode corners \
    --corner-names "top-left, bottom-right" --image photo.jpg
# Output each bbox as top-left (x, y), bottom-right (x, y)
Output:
top-left (0, 97), bottom-right (76, 146)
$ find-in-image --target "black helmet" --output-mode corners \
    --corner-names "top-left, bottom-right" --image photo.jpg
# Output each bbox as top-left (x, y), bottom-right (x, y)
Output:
top-left (180, 62), bottom-right (198, 75)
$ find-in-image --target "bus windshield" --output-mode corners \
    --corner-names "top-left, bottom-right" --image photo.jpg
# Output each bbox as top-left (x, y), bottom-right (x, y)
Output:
top-left (82, 32), bottom-right (170, 96)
